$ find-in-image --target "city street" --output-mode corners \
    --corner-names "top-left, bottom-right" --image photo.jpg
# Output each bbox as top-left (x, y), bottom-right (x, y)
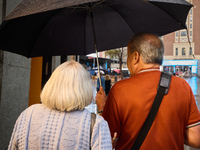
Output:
top-left (183, 76), bottom-right (200, 150)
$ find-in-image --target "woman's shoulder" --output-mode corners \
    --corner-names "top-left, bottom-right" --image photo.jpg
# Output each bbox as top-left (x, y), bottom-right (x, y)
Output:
top-left (27, 103), bottom-right (45, 111)
top-left (20, 104), bottom-right (47, 116)
top-left (21, 104), bottom-right (39, 113)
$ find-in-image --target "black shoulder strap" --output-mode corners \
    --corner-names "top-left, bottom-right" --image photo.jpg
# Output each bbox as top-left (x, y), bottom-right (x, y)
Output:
top-left (131, 72), bottom-right (171, 150)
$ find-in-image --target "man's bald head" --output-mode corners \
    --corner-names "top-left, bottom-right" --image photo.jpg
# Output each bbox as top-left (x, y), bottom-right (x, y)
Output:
top-left (128, 32), bottom-right (164, 65)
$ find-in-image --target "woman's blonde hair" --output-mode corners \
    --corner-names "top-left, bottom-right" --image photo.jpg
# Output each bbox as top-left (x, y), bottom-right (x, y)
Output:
top-left (105, 75), bottom-right (110, 80)
top-left (40, 60), bottom-right (93, 111)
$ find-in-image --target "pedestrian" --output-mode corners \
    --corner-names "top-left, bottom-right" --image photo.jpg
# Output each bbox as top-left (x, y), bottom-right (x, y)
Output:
top-left (96, 72), bottom-right (105, 92)
top-left (8, 60), bottom-right (112, 150)
top-left (105, 75), bottom-right (111, 95)
top-left (96, 32), bottom-right (200, 150)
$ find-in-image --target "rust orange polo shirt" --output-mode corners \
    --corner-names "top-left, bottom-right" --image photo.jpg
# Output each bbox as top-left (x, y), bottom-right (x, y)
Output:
top-left (102, 71), bottom-right (200, 150)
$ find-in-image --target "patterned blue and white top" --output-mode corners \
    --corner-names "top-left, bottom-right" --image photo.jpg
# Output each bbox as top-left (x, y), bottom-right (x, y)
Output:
top-left (8, 104), bottom-right (112, 150)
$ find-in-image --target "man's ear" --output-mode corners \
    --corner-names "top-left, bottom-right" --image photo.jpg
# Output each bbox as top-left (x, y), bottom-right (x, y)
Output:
top-left (132, 51), bottom-right (140, 65)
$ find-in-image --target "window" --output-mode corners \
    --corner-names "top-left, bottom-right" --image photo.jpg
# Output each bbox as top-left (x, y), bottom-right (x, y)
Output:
top-left (176, 32), bottom-right (178, 37)
top-left (182, 48), bottom-right (186, 55)
top-left (190, 9), bottom-right (192, 15)
top-left (190, 23), bottom-right (192, 29)
top-left (190, 31), bottom-right (192, 36)
top-left (181, 31), bottom-right (187, 36)
top-left (176, 48), bottom-right (178, 56)
top-left (189, 47), bottom-right (192, 55)
top-left (190, 16), bottom-right (192, 22)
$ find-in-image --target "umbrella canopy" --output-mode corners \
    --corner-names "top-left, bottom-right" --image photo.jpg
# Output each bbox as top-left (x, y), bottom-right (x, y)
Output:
top-left (0, 0), bottom-right (192, 58)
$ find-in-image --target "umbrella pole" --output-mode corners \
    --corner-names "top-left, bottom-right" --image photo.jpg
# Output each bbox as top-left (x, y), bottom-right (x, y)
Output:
top-left (89, 7), bottom-right (102, 87)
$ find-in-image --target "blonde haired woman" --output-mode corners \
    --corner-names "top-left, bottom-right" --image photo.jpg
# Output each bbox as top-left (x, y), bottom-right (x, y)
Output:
top-left (8, 60), bottom-right (112, 150)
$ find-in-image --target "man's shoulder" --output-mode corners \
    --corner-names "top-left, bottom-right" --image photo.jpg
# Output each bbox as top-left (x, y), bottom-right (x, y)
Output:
top-left (111, 78), bottom-right (132, 90)
top-left (171, 75), bottom-right (189, 86)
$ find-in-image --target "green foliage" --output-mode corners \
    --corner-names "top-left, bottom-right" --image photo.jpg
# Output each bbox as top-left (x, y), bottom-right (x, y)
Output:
top-left (106, 49), bottom-right (121, 59)
top-left (106, 48), bottom-right (126, 79)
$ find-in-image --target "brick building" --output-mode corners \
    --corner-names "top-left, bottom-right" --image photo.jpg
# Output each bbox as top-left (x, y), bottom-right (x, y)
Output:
top-left (162, 0), bottom-right (200, 76)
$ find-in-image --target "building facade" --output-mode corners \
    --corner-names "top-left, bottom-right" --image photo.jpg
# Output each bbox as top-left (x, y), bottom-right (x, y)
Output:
top-left (162, 0), bottom-right (200, 76)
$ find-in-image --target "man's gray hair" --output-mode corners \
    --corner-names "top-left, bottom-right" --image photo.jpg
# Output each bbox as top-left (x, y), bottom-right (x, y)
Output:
top-left (129, 32), bottom-right (164, 65)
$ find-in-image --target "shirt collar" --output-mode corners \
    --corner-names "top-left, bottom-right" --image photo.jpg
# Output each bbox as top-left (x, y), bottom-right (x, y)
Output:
top-left (137, 68), bottom-right (160, 74)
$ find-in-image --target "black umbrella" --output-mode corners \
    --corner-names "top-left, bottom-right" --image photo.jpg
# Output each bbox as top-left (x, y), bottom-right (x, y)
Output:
top-left (0, 0), bottom-right (192, 58)
top-left (0, 0), bottom-right (193, 86)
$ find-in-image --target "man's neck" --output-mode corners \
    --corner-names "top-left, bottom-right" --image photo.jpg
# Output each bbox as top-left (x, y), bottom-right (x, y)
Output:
top-left (135, 63), bottom-right (160, 74)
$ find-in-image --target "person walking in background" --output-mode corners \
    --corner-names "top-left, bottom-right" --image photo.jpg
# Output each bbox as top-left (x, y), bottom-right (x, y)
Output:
top-left (105, 75), bottom-right (111, 95)
top-left (96, 32), bottom-right (200, 150)
top-left (96, 72), bottom-right (105, 92)
top-left (8, 60), bottom-right (112, 150)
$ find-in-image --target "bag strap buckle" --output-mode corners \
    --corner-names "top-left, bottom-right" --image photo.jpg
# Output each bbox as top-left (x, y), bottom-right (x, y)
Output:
top-left (158, 72), bottom-right (171, 95)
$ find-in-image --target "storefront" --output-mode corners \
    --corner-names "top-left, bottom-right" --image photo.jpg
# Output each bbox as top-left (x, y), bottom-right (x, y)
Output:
top-left (162, 60), bottom-right (198, 76)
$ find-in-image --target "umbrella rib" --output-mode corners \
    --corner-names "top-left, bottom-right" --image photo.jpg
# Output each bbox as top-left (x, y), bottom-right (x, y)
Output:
top-left (67, 0), bottom-right (130, 14)
top-left (69, 1), bottom-right (106, 14)
top-left (67, 2), bottom-right (104, 14)
top-left (68, 6), bottom-right (87, 9)
top-left (100, 0), bottom-right (129, 6)
top-left (92, 0), bottom-right (106, 7)
top-left (68, 7), bottom-right (88, 14)
top-left (70, 5), bottom-right (79, 13)
top-left (70, 5), bottom-right (78, 13)
top-left (90, 0), bottom-right (129, 11)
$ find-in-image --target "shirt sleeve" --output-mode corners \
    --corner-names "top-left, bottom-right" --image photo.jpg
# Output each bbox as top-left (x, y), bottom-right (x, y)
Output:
top-left (187, 85), bottom-right (200, 128)
top-left (102, 91), bottom-right (121, 139)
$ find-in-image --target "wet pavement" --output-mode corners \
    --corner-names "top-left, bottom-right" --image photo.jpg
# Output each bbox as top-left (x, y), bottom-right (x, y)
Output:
top-left (184, 76), bottom-right (200, 111)
top-left (182, 76), bottom-right (200, 150)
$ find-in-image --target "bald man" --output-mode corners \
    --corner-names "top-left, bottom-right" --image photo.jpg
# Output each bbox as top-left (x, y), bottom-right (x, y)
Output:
top-left (96, 32), bottom-right (200, 150)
